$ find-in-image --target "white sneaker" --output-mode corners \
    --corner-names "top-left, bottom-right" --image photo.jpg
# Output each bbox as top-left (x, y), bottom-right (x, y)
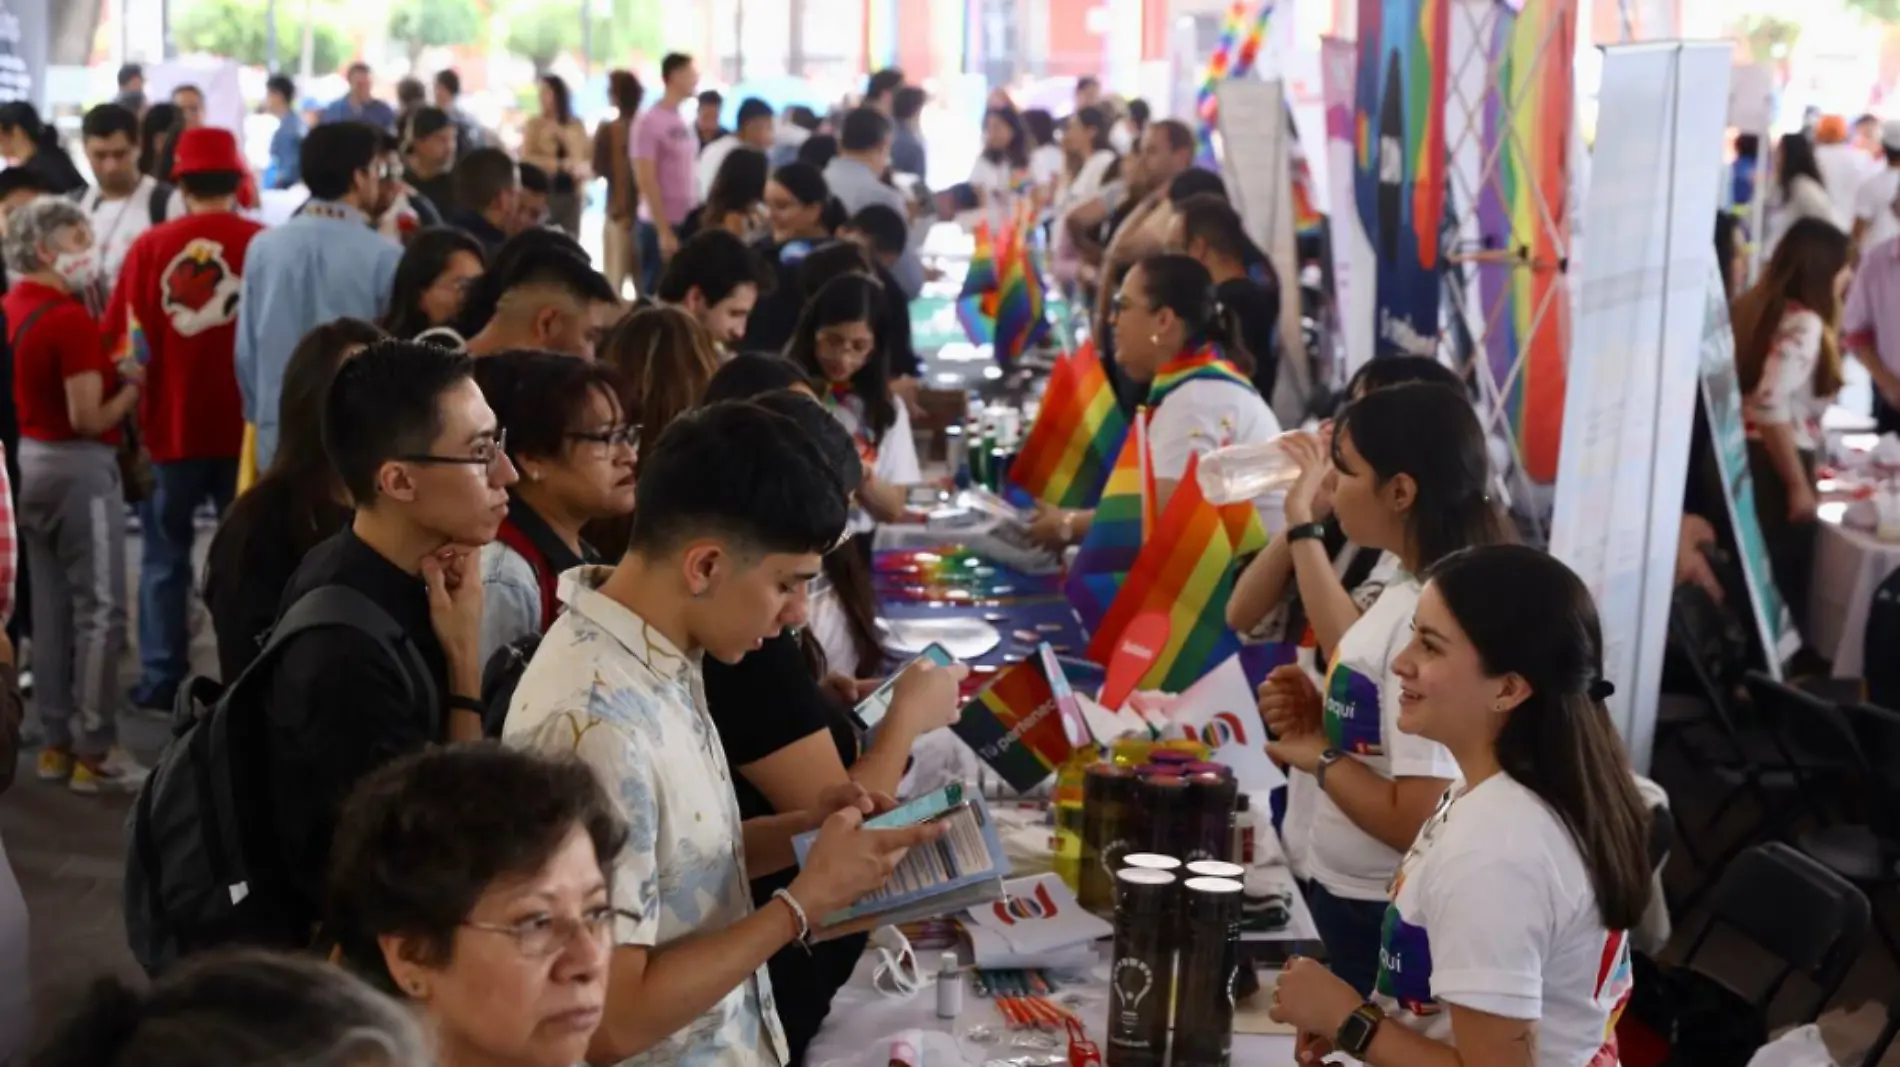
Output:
top-left (69, 747), bottom-right (150, 795)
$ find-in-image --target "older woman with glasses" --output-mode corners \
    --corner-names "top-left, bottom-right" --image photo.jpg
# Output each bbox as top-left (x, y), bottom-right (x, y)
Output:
top-left (328, 743), bottom-right (628, 1067)
top-left (471, 351), bottom-right (637, 666)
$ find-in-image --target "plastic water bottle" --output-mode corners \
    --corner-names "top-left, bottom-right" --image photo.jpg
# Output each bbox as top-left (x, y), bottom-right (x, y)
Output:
top-left (1196, 433), bottom-right (1304, 505)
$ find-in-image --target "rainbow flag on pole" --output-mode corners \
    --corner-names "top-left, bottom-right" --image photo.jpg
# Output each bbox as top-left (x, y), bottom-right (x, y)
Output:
top-left (957, 221), bottom-right (1000, 347)
top-left (957, 206), bottom-right (1050, 363)
top-left (1084, 452), bottom-right (1245, 693)
top-left (1062, 411), bottom-right (1152, 639)
top-left (1010, 341), bottom-right (1129, 509)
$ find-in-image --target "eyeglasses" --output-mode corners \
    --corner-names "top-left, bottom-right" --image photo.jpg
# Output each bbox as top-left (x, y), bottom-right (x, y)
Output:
top-left (1109, 293), bottom-right (1147, 318)
top-left (567, 424), bottom-right (640, 450)
top-left (398, 429), bottom-right (510, 471)
top-left (463, 904), bottom-right (633, 959)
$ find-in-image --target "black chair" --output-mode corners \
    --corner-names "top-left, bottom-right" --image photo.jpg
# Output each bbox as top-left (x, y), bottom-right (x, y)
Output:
top-left (1740, 672), bottom-right (1852, 829)
top-left (1863, 1002), bottom-right (1899, 1066)
top-left (1679, 842), bottom-right (1872, 1024)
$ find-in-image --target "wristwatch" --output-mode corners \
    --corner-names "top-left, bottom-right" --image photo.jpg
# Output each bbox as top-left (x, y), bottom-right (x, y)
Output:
top-left (1285, 522), bottom-right (1328, 544)
top-left (1336, 1002), bottom-right (1387, 1057)
top-left (1314, 747), bottom-right (1346, 791)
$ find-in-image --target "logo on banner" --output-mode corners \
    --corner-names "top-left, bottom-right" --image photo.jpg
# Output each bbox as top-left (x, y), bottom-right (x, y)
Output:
top-left (1185, 711), bottom-right (1249, 748)
top-left (992, 880), bottom-right (1060, 925)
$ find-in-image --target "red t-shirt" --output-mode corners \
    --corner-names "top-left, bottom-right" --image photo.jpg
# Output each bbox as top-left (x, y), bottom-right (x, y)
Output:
top-left (5, 280), bottom-right (119, 446)
top-left (100, 211), bottom-right (262, 463)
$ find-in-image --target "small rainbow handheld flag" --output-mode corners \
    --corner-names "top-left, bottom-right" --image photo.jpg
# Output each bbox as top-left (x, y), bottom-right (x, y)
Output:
top-left (1010, 341), bottom-right (1129, 509)
top-left (1062, 411), bottom-right (1152, 638)
top-left (991, 200), bottom-right (1051, 364)
top-left (1084, 452), bottom-right (1245, 693)
top-left (950, 655), bottom-right (1078, 792)
top-left (957, 220), bottom-right (1001, 346)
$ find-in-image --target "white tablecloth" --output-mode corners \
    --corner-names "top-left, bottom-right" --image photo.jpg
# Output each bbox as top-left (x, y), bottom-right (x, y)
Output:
top-left (1809, 513), bottom-right (1900, 678)
top-left (806, 947), bottom-right (1299, 1067)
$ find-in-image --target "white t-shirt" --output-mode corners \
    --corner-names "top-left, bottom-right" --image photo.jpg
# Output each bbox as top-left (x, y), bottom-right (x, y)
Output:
top-left (1855, 166), bottom-right (1900, 250)
top-left (85, 176), bottom-right (188, 293)
top-left (1377, 774), bottom-right (1635, 1067)
top-left (830, 393), bottom-right (920, 537)
top-left (1816, 143), bottom-right (1878, 228)
top-left (1030, 144), bottom-right (1065, 190)
top-left (1301, 576), bottom-right (1459, 900)
top-left (969, 155), bottom-right (1019, 198)
top-left (1148, 378), bottom-right (1285, 532)
top-left (1252, 547), bottom-right (1403, 882)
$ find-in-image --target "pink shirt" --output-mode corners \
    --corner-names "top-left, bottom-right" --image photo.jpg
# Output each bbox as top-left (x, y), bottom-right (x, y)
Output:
top-left (631, 103), bottom-right (697, 226)
top-left (1844, 235), bottom-right (1900, 377)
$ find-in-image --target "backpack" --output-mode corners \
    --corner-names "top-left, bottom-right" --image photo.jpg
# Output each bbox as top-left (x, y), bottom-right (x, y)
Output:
top-left (477, 524), bottom-right (559, 741)
top-left (1865, 566), bottom-right (1900, 710)
top-left (124, 585), bottom-right (439, 976)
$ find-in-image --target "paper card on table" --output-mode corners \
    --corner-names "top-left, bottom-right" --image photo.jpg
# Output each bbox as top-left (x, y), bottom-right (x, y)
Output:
top-left (1076, 692), bottom-right (1149, 745)
top-left (950, 657), bottom-right (1077, 792)
top-left (1161, 653), bottom-right (1287, 793)
top-left (964, 873), bottom-right (1111, 957)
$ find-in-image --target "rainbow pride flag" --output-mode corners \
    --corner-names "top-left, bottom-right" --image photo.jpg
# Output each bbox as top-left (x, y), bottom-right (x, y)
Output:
top-left (949, 656), bottom-right (1077, 792)
top-left (957, 221), bottom-right (1000, 346)
top-left (1084, 453), bottom-right (1244, 693)
top-left (1010, 342), bottom-right (1129, 509)
top-left (991, 203), bottom-right (1051, 364)
top-left (1477, 0), bottom-right (1574, 484)
top-left (1063, 412), bottom-right (1152, 638)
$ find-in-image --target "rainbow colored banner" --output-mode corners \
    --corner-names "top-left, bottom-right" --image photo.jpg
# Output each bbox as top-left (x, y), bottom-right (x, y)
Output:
top-left (1353, 0), bottom-right (1449, 359)
top-left (949, 656), bottom-right (1077, 792)
top-left (1083, 453), bottom-right (1245, 693)
top-left (1063, 412), bottom-right (1152, 639)
top-left (1474, 0), bottom-right (1574, 484)
top-left (1010, 342), bottom-right (1129, 509)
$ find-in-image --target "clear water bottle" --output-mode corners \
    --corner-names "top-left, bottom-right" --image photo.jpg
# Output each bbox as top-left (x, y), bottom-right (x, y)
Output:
top-left (1196, 433), bottom-right (1303, 505)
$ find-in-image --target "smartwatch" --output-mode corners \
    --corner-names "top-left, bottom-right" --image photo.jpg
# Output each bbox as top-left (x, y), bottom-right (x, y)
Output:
top-left (1314, 747), bottom-right (1346, 791)
top-left (1336, 1002), bottom-right (1387, 1058)
top-left (1285, 522), bottom-right (1328, 544)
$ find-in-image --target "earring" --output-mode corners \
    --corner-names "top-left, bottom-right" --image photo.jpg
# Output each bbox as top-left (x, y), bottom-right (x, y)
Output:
top-left (407, 980), bottom-right (426, 996)
top-left (526, 467), bottom-right (541, 482)
top-left (1149, 333), bottom-right (1161, 346)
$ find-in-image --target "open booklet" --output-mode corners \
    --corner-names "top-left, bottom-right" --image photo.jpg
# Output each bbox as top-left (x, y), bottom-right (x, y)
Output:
top-left (790, 781), bottom-right (1011, 939)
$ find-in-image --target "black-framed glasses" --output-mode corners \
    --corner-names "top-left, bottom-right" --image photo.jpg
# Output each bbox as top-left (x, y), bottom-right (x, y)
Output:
top-left (567, 424), bottom-right (639, 450)
top-left (1109, 293), bottom-right (1146, 318)
top-left (398, 429), bottom-right (510, 471)
top-left (462, 904), bottom-right (635, 959)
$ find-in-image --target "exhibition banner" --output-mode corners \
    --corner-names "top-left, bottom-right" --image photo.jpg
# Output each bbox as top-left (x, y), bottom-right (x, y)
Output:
top-left (1550, 42), bottom-right (1733, 771)
top-left (0, 0), bottom-right (48, 107)
top-left (1352, 0), bottom-right (1450, 360)
top-left (1320, 36), bottom-right (1373, 377)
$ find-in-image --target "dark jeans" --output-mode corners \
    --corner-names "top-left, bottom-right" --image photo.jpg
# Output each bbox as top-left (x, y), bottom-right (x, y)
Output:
top-left (1746, 441), bottom-right (1817, 643)
top-left (636, 221), bottom-right (663, 297)
top-left (133, 458), bottom-right (237, 708)
top-left (1303, 879), bottom-right (1388, 998)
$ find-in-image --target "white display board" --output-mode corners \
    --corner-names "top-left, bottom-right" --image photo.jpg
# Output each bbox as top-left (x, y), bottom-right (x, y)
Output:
top-left (1549, 42), bottom-right (1733, 772)
top-left (1215, 77), bottom-right (1308, 424)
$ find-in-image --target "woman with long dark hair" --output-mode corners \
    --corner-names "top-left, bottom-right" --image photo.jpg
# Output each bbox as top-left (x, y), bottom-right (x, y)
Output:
top-left (695, 377), bottom-right (964, 1064)
top-left (0, 102), bottom-right (86, 194)
top-left (743, 163), bottom-right (847, 353)
top-left (523, 74), bottom-right (592, 237)
top-left (1731, 215), bottom-right (1851, 642)
top-left (696, 147), bottom-right (769, 242)
top-left (1029, 253), bottom-right (1280, 548)
top-left (1765, 132), bottom-right (1837, 254)
top-left (205, 319), bottom-right (384, 678)
top-left (380, 227), bottom-right (487, 341)
top-left (785, 274), bottom-right (917, 538)
top-left (969, 106), bottom-right (1030, 218)
top-left (1270, 545), bottom-right (1650, 1067)
top-left (1256, 381), bottom-right (1512, 997)
top-left (138, 103), bottom-right (182, 180)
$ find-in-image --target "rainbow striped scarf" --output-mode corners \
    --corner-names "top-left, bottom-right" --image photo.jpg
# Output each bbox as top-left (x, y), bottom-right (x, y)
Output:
top-left (1146, 346), bottom-right (1257, 409)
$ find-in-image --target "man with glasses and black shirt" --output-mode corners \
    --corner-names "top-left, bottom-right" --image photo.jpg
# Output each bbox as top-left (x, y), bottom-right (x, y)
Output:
top-left (255, 338), bottom-right (514, 940)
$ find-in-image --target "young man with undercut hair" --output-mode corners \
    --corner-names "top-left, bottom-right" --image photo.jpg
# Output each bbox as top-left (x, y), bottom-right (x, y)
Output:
top-left (101, 127), bottom-right (261, 715)
top-left (460, 231), bottom-right (619, 359)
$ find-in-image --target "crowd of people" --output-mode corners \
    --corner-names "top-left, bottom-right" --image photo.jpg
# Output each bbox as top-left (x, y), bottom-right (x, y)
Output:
top-left (0, 52), bottom-right (1711, 1067)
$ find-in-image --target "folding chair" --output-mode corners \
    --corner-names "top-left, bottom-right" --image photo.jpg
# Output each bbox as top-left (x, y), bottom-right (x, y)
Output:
top-left (1679, 842), bottom-right (1873, 1025)
top-left (1863, 1002), bottom-right (1899, 1067)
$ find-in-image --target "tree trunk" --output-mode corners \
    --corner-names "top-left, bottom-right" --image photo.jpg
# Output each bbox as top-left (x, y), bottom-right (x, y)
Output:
top-left (50, 0), bottom-right (105, 65)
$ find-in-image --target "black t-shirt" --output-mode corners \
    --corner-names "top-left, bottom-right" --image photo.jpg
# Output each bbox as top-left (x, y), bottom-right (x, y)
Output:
top-left (1216, 275), bottom-right (1282, 401)
top-left (702, 631), bottom-right (866, 1065)
top-left (406, 168), bottom-right (457, 224)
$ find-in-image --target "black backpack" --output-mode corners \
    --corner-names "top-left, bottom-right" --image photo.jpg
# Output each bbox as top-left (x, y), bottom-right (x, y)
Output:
top-left (479, 634), bottom-right (538, 739)
top-left (73, 181), bottom-right (177, 228)
top-left (124, 585), bottom-right (438, 975)
top-left (1866, 566), bottom-right (1900, 711)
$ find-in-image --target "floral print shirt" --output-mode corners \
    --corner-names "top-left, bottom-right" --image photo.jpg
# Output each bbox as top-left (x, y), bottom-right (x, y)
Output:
top-left (503, 565), bottom-right (788, 1067)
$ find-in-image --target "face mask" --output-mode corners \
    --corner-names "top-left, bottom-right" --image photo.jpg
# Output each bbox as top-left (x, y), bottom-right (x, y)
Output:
top-left (51, 249), bottom-right (97, 290)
